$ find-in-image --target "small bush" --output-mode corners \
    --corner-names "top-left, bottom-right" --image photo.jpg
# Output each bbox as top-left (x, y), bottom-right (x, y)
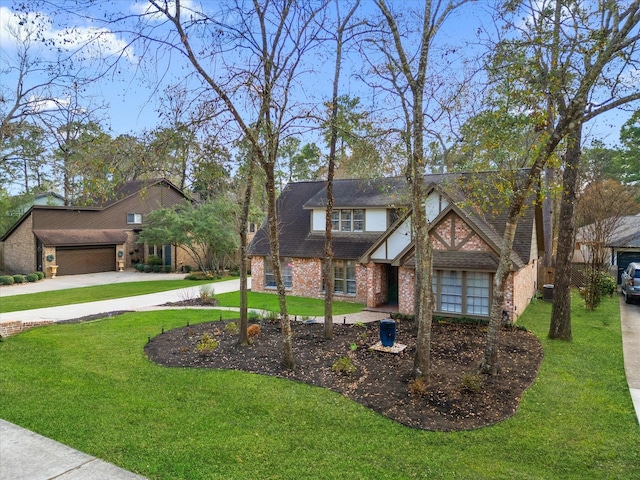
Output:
top-left (461, 373), bottom-right (484, 393)
top-left (152, 265), bottom-right (162, 273)
top-left (25, 273), bottom-right (39, 282)
top-left (408, 378), bottom-right (428, 396)
top-left (225, 322), bottom-right (238, 334)
top-left (135, 263), bottom-right (145, 272)
top-left (147, 255), bottom-right (163, 266)
top-left (163, 265), bottom-right (172, 273)
top-left (247, 324), bottom-right (261, 338)
top-left (195, 333), bottom-right (219, 353)
top-left (143, 265), bottom-right (153, 273)
top-left (332, 356), bottom-right (355, 375)
top-left (199, 285), bottom-right (216, 304)
top-left (183, 265), bottom-right (192, 273)
top-left (12, 274), bottom-right (24, 283)
top-left (0, 275), bottom-right (15, 285)
top-left (598, 271), bottom-right (616, 297)
top-left (35, 271), bottom-right (45, 280)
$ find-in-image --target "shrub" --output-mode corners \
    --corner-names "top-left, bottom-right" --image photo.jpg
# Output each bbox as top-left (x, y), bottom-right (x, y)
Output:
top-left (408, 378), bottom-right (428, 396)
top-left (247, 324), bottom-right (261, 338)
top-left (163, 265), bottom-right (172, 273)
top-left (152, 265), bottom-right (162, 273)
top-left (183, 265), bottom-right (192, 273)
top-left (461, 373), bottom-right (484, 393)
top-left (199, 285), bottom-right (217, 304)
top-left (35, 271), bottom-right (45, 280)
top-left (12, 274), bottom-right (24, 283)
top-left (0, 275), bottom-right (15, 285)
top-left (147, 255), bottom-right (163, 266)
top-left (143, 265), bottom-right (153, 273)
top-left (225, 322), bottom-right (238, 334)
top-left (135, 263), bottom-right (145, 272)
top-left (26, 273), bottom-right (39, 282)
top-left (195, 333), bottom-right (219, 353)
top-left (598, 271), bottom-right (616, 297)
top-left (332, 356), bottom-right (355, 375)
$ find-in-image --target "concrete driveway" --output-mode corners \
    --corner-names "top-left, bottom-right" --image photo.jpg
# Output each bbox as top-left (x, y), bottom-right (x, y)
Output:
top-left (620, 294), bottom-right (640, 423)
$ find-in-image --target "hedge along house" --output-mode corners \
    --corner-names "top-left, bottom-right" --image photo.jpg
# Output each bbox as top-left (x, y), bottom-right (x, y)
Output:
top-left (1, 179), bottom-right (194, 277)
top-left (248, 173), bottom-right (544, 321)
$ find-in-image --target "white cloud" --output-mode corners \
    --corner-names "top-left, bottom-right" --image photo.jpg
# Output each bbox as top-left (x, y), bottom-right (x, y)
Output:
top-left (0, 6), bottom-right (136, 63)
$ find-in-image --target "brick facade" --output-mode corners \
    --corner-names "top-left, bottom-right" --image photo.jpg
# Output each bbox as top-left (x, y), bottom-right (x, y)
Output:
top-left (2, 215), bottom-right (36, 274)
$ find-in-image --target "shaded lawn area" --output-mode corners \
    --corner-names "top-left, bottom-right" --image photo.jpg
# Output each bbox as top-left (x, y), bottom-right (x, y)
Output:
top-left (0, 293), bottom-right (638, 479)
top-left (0, 278), bottom-right (227, 313)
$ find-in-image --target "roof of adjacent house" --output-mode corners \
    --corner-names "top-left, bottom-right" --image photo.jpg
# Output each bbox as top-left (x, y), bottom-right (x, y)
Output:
top-left (248, 173), bottom-right (541, 268)
top-left (577, 214), bottom-right (640, 248)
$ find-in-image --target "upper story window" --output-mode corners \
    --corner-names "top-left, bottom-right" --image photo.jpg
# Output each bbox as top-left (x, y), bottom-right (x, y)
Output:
top-left (127, 213), bottom-right (143, 224)
top-left (331, 209), bottom-right (364, 232)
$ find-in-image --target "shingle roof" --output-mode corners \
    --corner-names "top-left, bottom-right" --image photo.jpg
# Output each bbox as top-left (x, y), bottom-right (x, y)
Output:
top-left (33, 229), bottom-right (128, 246)
top-left (248, 173), bottom-right (540, 267)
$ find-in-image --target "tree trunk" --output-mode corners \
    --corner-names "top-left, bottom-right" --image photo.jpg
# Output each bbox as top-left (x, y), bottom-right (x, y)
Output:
top-left (549, 126), bottom-right (582, 341)
top-left (264, 166), bottom-right (295, 369)
top-left (482, 218), bottom-right (518, 375)
top-left (238, 158), bottom-right (256, 346)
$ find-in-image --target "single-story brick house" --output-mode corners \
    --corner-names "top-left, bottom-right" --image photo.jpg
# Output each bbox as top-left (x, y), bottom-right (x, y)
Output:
top-left (1, 179), bottom-right (195, 277)
top-left (248, 174), bottom-right (544, 320)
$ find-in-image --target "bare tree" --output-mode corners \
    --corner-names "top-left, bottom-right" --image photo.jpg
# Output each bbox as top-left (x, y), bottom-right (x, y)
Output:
top-left (369, 0), bottom-right (471, 384)
top-left (125, 0), bottom-right (328, 369)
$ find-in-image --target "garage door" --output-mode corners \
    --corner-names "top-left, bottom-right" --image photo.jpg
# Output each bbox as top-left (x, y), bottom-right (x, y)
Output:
top-left (56, 246), bottom-right (116, 275)
top-left (617, 252), bottom-right (640, 283)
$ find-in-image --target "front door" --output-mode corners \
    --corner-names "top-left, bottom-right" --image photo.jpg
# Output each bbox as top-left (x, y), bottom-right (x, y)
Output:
top-left (164, 244), bottom-right (172, 268)
top-left (387, 265), bottom-right (399, 305)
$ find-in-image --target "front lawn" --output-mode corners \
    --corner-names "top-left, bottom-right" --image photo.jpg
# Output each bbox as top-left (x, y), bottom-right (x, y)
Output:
top-left (0, 293), bottom-right (638, 479)
top-left (0, 278), bottom-right (223, 313)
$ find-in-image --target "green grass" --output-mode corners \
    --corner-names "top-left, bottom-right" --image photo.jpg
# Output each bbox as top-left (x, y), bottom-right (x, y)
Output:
top-left (215, 291), bottom-right (365, 316)
top-left (0, 278), bottom-right (224, 313)
top-left (0, 292), bottom-right (638, 479)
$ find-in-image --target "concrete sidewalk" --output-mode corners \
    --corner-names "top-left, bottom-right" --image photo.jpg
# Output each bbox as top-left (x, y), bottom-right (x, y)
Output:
top-left (0, 419), bottom-right (147, 480)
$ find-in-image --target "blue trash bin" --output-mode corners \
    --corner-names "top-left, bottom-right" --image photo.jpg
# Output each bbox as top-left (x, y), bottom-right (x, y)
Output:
top-left (379, 319), bottom-right (396, 347)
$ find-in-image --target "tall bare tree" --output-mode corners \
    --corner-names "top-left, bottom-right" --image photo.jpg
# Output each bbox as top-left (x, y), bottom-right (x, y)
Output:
top-left (370, 0), bottom-right (471, 383)
top-left (131, 0), bottom-right (328, 369)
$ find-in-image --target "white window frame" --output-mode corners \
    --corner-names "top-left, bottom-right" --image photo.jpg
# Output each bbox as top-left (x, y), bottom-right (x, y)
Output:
top-left (331, 209), bottom-right (365, 232)
top-left (127, 213), bottom-right (143, 224)
top-left (432, 270), bottom-right (491, 317)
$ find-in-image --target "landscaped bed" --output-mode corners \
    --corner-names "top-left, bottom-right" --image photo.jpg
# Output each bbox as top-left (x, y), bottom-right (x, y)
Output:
top-left (145, 316), bottom-right (543, 431)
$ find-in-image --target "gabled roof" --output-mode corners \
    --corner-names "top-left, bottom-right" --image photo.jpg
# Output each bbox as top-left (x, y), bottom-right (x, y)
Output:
top-left (90, 178), bottom-right (187, 208)
top-left (0, 178), bottom-right (189, 242)
top-left (248, 173), bottom-right (542, 268)
top-left (577, 214), bottom-right (640, 248)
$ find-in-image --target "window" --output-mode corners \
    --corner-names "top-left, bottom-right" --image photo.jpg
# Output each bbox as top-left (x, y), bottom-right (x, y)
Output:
top-left (440, 271), bottom-right (462, 313)
top-left (264, 257), bottom-right (292, 289)
top-left (331, 209), bottom-right (365, 232)
top-left (432, 270), bottom-right (491, 317)
top-left (466, 272), bottom-right (490, 315)
top-left (333, 260), bottom-right (356, 295)
top-left (127, 213), bottom-right (142, 224)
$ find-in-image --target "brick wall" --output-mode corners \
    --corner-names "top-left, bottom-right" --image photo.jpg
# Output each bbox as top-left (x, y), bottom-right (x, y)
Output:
top-left (398, 266), bottom-right (415, 315)
top-left (511, 259), bottom-right (538, 320)
top-left (0, 319), bottom-right (55, 338)
top-left (2, 216), bottom-right (36, 274)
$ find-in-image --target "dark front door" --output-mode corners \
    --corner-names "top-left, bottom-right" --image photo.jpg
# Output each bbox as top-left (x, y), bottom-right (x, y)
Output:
top-left (387, 265), bottom-right (399, 305)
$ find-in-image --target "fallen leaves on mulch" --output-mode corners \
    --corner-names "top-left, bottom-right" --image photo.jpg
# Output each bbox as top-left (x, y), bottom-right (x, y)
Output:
top-left (145, 317), bottom-right (543, 431)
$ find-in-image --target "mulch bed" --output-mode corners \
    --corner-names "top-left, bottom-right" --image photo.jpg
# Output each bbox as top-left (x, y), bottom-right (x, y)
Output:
top-left (145, 316), bottom-right (543, 431)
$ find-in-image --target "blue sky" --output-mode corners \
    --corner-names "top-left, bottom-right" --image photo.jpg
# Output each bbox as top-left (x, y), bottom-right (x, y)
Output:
top-left (0, 0), bottom-right (636, 147)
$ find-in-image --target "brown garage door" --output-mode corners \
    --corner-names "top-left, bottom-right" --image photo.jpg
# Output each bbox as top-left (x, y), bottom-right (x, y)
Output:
top-left (56, 246), bottom-right (116, 275)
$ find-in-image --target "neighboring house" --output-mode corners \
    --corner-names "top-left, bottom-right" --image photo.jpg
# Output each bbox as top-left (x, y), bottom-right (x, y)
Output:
top-left (574, 213), bottom-right (640, 283)
top-left (1, 179), bottom-right (194, 277)
top-left (248, 174), bottom-right (543, 320)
